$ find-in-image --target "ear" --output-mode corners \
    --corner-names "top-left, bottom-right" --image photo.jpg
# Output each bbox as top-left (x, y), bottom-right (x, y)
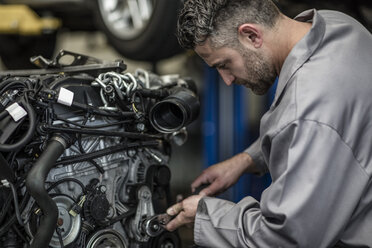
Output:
top-left (238, 24), bottom-right (263, 49)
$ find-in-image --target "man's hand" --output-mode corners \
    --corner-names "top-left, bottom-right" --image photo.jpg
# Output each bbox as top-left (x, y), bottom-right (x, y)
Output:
top-left (191, 152), bottom-right (256, 196)
top-left (164, 195), bottom-right (203, 232)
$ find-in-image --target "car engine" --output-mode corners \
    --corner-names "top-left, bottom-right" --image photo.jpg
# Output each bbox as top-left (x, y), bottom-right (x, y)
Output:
top-left (0, 51), bottom-right (200, 248)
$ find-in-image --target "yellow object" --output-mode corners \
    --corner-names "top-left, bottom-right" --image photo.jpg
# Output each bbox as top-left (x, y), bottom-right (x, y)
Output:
top-left (0, 5), bottom-right (61, 35)
top-left (69, 195), bottom-right (86, 217)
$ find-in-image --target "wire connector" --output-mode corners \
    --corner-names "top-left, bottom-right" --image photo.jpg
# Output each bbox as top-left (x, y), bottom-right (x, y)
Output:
top-left (57, 87), bottom-right (74, 106)
top-left (1, 179), bottom-right (10, 188)
top-left (5, 102), bottom-right (27, 122)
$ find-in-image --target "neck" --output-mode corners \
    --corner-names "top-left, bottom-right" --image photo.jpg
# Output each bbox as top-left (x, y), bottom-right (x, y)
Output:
top-left (269, 14), bottom-right (312, 75)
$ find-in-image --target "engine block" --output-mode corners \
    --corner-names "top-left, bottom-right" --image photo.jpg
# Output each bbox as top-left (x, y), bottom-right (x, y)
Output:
top-left (0, 51), bottom-right (199, 248)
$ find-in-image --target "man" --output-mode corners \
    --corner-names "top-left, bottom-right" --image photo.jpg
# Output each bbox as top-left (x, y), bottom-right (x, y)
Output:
top-left (165, 0), bottom-right (372, 247)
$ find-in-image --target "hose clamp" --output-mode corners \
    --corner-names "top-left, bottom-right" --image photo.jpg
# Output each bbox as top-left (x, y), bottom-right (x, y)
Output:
top-left (50, 136), bottom-right (68, 149)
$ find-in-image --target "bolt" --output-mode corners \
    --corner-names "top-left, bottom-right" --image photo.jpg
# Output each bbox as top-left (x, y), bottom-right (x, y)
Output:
top-left (105, 85), bottom-right (114, 94)
top-left (152, 223), bottom-right (159, 231)
top-left (127, 149), bottom-right (136, 157)
top-left (163, 241), bottom-right (174, 248)
top-left (100, 185), bottom-right (107, 193)
top-left (140, 190), bottom-right (151, 200)
top-left (136, 123), bottom-right (145, 132)
top-left (57, 218), bottom-right (64, 226)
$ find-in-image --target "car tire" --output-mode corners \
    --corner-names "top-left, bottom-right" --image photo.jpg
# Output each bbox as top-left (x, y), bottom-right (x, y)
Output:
top-left (0, 33), bottom-right (57, 70)
top-left (94, 0), bottom-right (183, 62)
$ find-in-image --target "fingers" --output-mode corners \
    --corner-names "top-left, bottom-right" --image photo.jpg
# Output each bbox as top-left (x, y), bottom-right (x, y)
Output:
top-left (191, 173), bottom-right (221, 196)
top-left (165, 211), bottom-right (188, 232)
top-left (166, 202), bottom-right (183, 216)
top-left (191, 173), bottom-right (210, 193)
top-left (199, 180), bottom-right (222, 196)
top-left (164, 195), bottom-right (203, 232)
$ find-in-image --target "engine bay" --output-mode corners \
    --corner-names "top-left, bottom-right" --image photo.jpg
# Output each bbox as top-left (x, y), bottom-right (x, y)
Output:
top-left (0, 50), bottom-right (200, 248)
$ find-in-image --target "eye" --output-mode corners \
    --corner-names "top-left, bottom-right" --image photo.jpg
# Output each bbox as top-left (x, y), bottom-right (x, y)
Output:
top-left (217, 64), bottom-right (227, 70)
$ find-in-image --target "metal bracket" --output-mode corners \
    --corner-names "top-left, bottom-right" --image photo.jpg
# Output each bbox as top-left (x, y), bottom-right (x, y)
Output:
top-left (131, 185), bottom-right (155, 242)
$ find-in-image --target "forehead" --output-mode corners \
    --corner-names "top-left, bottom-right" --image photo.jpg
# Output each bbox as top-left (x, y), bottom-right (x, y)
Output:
top-left (194, 40), bottom-right (214, 59)
top-left (195, 40), bottom-right (239, 66)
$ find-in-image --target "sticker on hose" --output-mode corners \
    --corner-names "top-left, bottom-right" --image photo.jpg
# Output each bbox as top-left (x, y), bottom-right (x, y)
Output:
top-left (5, 103), bottom-right (27, 122)
top-left (57, 87), bottom-right (74, 106)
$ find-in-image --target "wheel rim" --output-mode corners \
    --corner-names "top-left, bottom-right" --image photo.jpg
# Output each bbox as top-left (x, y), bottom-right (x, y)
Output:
top-left (98, 0), bottom-right (155, 40)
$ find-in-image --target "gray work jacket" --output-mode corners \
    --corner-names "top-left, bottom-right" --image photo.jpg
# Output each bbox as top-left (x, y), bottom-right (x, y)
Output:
top-left (195, 9), bottom-right (372, 248)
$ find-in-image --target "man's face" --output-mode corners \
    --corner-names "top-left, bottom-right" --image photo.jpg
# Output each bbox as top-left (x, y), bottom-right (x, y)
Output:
top-left (195, 40), bottom-right (276, 95)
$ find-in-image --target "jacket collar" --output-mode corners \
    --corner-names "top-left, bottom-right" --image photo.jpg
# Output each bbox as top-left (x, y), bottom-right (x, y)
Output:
top-left (272, 9), bottom-right (326, 107)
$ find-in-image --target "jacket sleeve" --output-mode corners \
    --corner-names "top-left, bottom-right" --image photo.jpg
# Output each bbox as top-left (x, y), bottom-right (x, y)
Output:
top-left (194, 120), bottom-right (369, 248)
top-left (244, 138), bottom-right (269, 176)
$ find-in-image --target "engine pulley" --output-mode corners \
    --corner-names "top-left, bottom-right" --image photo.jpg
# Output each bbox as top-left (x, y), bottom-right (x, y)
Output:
top-left (27, 194), bottom-right (82, 248)
top-left (86, 229), bottom-right (128, 248)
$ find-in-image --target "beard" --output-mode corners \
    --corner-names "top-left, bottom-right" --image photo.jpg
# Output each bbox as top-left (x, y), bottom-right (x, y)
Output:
top-left (234, 47), bottom-right (277, 95)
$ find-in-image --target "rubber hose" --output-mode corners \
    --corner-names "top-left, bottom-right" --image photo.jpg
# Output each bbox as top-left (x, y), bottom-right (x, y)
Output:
top-left (0, 102), bottom-right (36, 152)
top-left (25, 138), bottom-right (66, 248)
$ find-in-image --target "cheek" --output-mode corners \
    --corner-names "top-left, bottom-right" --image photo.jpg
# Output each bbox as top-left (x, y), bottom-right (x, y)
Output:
top-left (230, 63), bottom-right (247, 78)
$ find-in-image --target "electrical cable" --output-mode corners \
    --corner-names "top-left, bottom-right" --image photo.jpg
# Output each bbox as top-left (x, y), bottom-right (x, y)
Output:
top-left (70, 101), bottom-right (136, 118)
top-left (0, 80), bottom-right (28, 96)
top-left (9, 182), bottom-right (25, 226)
top-left (46, 178), bottom-right (86, 194)
top-left (54, 116), bottom-right (132, 128)
top-left (12, 225), bottom-right (29, 244)
top-left (77, 116), bottom-right (105, 174)
top-left (0, 100), bottom-right (37, 152)
top-left (0, 192), bottom-right (30, 237)
top-left (55, 140), bottom-right (159, 166)
top-left (0, 193), bottom-right (12, 225)
top-left (56, 227), bottom-right (65, 248)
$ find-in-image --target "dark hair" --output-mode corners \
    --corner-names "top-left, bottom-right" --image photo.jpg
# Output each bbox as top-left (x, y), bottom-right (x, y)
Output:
top-left (177, 0), bottom-right (281, 49)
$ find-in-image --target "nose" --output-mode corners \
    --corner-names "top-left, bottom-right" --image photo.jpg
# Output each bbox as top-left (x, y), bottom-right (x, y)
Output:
top-left (218, 70), bottom-right (235, 86)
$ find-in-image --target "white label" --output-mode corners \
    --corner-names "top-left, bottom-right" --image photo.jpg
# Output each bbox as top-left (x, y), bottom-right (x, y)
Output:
top-left (5, 102), bottom-right (27, 122)
top-left (57, 87), bottom-right (74, 106)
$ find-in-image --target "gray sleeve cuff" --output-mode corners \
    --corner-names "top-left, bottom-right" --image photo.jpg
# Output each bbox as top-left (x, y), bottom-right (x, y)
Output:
top-left (194, 196), bottom-right (260, 247)
top-left (244, 139), bottom-right (268, 175)
top-left (194, 197), bottom-right (238, 247)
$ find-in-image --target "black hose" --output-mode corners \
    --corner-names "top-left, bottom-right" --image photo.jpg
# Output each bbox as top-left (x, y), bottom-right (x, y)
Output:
top-left (44, 125), bottom-right (162, 139)
top-left (0, 80), bottom-right (28, 95)
top-left (25, 137), bottom-right (67, 248)
top-left (0, 101), bottom-right (37, 152)
top-left (0, 110), bottom-right (8, 121)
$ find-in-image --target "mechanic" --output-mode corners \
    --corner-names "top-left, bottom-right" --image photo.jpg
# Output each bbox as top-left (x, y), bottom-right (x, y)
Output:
top-left (164, 0), bottom-right (372, 247)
